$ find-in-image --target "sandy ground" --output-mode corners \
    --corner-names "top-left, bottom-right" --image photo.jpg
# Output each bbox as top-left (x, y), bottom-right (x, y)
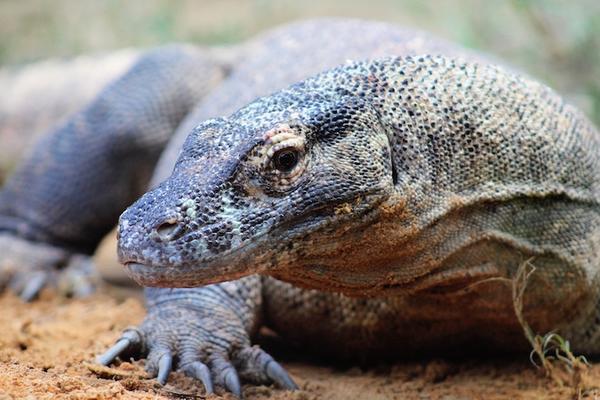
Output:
top-left (0, 232), bottom-right (597, 400)
top-left (1, 282), bottom-right (600, 400)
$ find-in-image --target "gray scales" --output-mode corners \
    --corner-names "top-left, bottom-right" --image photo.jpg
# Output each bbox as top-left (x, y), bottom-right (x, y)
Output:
top-left (1, 18), bottom-right (599, 397)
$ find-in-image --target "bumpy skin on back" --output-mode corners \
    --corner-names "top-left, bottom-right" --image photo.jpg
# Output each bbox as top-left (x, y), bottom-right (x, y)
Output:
top-left (103, 20), bottom-right (489, 396)
top-left (120, 53), bottom-right (600, 358)
top-left (2, 18), bottom-right (599, 398)
top-left (0, 46), bottom-right (225, 250)
top-left (112, 19), bottom-right (600, 395)
top-left (0, 49), bottom-right (140, 180)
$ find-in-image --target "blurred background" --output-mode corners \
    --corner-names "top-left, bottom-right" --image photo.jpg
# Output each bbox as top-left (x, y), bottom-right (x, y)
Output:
top-left (0, 0), bottom-right (599, 180)
top-left (1, 0), bottom-right (598, 113)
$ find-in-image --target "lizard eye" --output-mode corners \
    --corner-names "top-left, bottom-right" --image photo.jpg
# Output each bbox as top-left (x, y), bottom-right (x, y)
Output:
top-left (272, 148), bottom-right (300, 172)
top-left (252, 126), bottom-right (307, 192)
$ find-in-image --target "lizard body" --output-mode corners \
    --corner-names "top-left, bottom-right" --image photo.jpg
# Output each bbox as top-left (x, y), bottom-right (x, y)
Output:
top-left (0, 19), bottom-right (598, 397)
top-left (120, 55), bottom-right (600, 358)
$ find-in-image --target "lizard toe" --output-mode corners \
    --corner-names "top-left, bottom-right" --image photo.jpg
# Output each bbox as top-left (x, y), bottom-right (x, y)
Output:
top-left (210, 356), bottom-right (243, 398)
top-left (234, 346), bottom-right (298, 390)
top-left (155, 352), bottom-right (173, 385)
top-left (0, 233), bottom-right (95, 300)
top-left (57, 254), bottom-right (98, 298)
top-left (177, 340), bottom-right (215, 394)
top-left (96, 328), bottom-right (144, 366)
top-left (95, 285), bottom-right (293, 398)
top-left (18, 271), bottom-right (50, 302)
top-left (145, 346), bottom-right (175, 383)
top-left (181, 360), bottom-right (214, 394)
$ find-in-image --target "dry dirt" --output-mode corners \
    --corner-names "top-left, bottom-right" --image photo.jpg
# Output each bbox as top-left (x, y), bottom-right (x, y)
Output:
top-left (2, 283), bottom-right (600, 400)
top-left (0, 234), bottom-right (598, 400)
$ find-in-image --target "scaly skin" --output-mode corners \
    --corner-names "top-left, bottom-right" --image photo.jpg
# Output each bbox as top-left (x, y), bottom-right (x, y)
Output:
top-left (0, 45), bottom-right (227, 299)
top-left (0, 49), bottom-right (140, 181)
top-left (2, 18), bottom-right (597, 398)
top-left (114, 54), bottom-right (600, 393)
top-left (118, 52), bottom-right (600, 351)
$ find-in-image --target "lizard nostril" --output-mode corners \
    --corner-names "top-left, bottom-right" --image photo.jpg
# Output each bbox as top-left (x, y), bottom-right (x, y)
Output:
top-left (155, 220), bottom-right (181, 241)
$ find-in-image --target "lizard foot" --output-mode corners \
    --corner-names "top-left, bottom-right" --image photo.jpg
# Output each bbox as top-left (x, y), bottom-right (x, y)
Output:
top-left (97, 297), bottom-right (297, 398)
top-left (0, 233), bottom-right (97, 301)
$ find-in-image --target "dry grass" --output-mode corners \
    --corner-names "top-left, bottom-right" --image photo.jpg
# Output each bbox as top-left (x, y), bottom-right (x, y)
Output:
top-left (511, 259), bottom-right (595, 399)
top-left (0, 0), bottom-right (598, 125)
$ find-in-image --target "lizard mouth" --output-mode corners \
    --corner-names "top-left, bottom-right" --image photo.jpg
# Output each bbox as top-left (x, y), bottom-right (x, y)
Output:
top-left (124, 262), bottom-right (157, 281)
top-left (123, 262), bottom-right (177, 287)
top-left (123, 260), bottom-right (259, 287)
top-left (121, 192), bottom-right (387, 288)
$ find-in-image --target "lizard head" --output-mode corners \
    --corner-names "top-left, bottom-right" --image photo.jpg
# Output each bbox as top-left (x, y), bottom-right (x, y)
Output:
top-left (119, 54), bottom-right (600, 295)
top-left (118, 88), bottom-right (397, 292)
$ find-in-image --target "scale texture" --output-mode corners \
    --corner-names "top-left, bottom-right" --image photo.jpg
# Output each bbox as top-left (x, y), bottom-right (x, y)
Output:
top-left (1, 19), bottom-right (599, 396)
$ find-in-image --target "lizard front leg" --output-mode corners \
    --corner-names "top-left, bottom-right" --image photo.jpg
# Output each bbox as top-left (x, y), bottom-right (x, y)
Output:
top-left (97, 276), bottom-right (297, 397)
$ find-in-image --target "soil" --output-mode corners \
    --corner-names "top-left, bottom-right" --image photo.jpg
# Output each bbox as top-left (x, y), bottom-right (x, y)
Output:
top-left (0, 235), bottom-right (596, 400)
top-left (2, 284), bottom-right (600, 400)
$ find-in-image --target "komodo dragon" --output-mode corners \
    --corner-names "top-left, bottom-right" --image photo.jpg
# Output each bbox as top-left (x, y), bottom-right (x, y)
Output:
top-left (1, 18), bottom-right (600, 397)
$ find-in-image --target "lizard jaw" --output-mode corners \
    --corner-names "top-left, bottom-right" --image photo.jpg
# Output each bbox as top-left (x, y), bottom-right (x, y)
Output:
top-left (123, 261), bottom-right (261, 288)
top-left (121, 192), bottom-right (389, 288)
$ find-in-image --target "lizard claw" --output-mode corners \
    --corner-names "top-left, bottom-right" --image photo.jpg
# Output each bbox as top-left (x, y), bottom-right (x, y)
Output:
top-left (97, 339), bottom-right (132, 366)
top-left (236, 346), bottom-right (299, 390)
top-left (182, 361), bottom-right (214, 394)
top-left (212, 357), bottom-right (242, 398)
top-left (96, 291), bottom-right (297, 398)
top-left (19, 271), bottom-right (48, 302)
top-left (96, 328), bottom-right (144, 366)
top-left (265, 359), bottom-right (299, 390)
top-left (0, 233), bottom-right (98, 300)
top-left (57, 254), bottom-right (98, 298)
top-left (157, 353), bottom-right (173, 385)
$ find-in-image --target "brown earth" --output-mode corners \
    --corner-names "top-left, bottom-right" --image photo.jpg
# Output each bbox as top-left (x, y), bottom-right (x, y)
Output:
top-left (1, 280), bottom-right (600, 400)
